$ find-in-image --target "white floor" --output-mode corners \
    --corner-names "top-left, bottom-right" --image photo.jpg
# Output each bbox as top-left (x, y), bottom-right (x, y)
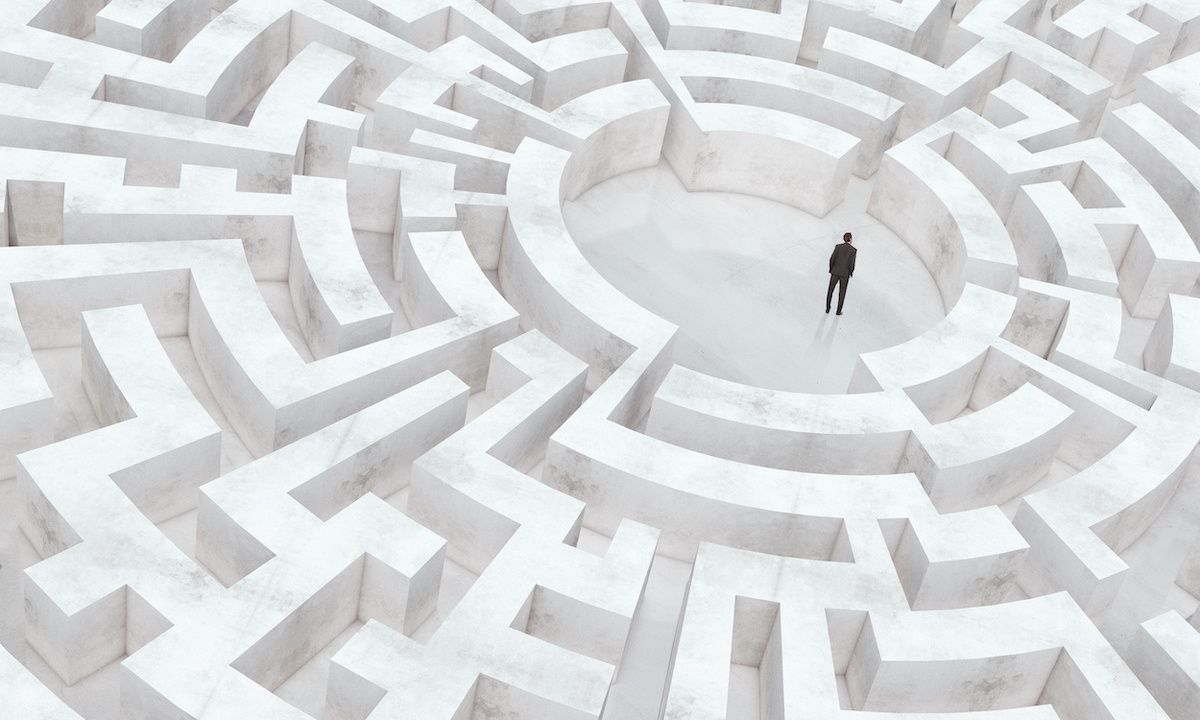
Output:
top-left (564, 161), bottom-right (946, 392)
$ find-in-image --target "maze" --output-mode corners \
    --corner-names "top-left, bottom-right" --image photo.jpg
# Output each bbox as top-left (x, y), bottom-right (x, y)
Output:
top-left (2, 0), bottom-right (1200, 718)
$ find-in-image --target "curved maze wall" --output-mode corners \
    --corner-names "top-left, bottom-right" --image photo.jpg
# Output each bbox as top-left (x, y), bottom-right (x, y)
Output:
top-left (2, 0), bottom-right (1200, 718)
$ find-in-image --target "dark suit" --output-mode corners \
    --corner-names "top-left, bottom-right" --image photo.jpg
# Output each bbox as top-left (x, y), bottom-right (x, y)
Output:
top-left (826, 242), bottom-right (856, 313)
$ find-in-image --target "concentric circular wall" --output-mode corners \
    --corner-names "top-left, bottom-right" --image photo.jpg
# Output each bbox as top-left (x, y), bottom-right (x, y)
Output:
top-left (1, 1), bottom-right (1199, 719)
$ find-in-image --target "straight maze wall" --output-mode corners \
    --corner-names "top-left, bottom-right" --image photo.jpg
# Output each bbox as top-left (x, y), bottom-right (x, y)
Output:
top-left (1, 0), bottom-right (1200, 718)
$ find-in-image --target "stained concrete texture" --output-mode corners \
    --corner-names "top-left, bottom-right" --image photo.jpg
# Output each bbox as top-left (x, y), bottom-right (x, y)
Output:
top-left (2, 0), bottom-right (1200, 718)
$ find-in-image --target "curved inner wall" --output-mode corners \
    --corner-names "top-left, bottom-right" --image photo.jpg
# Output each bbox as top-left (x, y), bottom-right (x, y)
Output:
top-left (564, 160), bottom-right (946, 392)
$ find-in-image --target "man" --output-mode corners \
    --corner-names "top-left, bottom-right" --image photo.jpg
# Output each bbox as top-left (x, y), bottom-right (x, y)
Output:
top-left (826, 231), bottom-right (856, 315)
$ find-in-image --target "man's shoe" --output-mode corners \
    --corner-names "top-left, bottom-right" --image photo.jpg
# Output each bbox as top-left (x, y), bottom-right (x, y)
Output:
top-left (836, 311), bottom-right (843, 315)
top-left (825, 307), bottom-right (830, 314)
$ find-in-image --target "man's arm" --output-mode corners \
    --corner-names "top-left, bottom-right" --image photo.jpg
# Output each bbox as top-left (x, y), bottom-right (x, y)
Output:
top-left (829, 248), bottom-right (836, 273)
top-left (849, 249), bottom-right (856, 277)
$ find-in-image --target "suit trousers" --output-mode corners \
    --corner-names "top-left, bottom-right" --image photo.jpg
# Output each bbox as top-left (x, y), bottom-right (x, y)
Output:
top-left (826, 274), bottom-right (849, 312)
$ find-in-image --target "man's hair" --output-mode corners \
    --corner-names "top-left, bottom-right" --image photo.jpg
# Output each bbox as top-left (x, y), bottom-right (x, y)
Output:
top-left (843, 232), bottom-right (852, 242)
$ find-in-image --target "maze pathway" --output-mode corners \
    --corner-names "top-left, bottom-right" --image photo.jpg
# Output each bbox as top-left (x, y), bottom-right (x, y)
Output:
top-left (1, 0), bottom-right (1199, 718)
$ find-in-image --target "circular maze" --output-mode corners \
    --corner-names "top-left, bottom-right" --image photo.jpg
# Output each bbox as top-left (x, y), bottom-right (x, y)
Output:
top-left (1, 0), bottom-right (1200, 718)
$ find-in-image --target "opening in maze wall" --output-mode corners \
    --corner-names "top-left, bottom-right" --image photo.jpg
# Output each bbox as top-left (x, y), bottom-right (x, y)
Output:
top-left (1, 0), bottom-right (1199, 718)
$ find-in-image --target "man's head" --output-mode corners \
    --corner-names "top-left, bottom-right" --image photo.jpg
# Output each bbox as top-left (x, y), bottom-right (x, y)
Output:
top-left (843, 232), bottom-right (853, 244)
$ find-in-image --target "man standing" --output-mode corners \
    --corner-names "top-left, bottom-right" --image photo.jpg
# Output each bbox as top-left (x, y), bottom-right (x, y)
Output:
top-left (826, 232), bottom-right (856, 315)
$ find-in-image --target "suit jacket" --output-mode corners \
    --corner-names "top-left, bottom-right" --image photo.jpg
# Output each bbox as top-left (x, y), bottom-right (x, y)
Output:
top-left (829, 242), bottom-right (856, 277)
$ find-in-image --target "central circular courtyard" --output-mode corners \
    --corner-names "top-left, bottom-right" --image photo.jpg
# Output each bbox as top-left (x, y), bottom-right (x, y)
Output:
top-left (564, 161), bottom-right (946, 392)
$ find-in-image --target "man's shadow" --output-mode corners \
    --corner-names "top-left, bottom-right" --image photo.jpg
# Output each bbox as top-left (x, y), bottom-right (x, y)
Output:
top-left (799, 314), bottom-right (840, 382)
